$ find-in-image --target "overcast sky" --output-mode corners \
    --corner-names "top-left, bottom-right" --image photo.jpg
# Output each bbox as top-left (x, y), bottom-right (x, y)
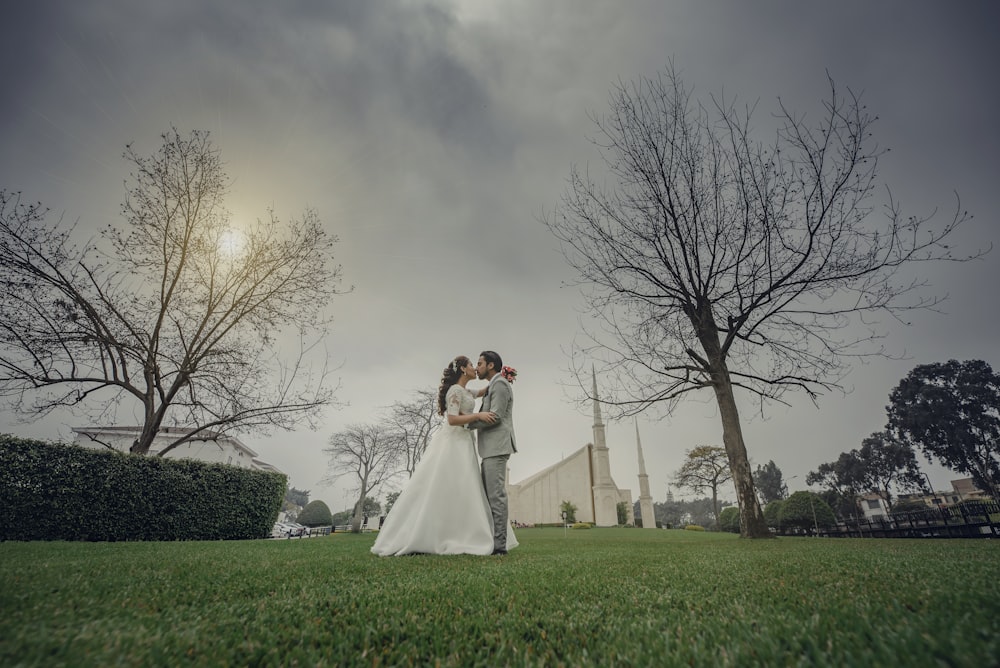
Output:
top-left (3, 1), bottom-right (998, 514)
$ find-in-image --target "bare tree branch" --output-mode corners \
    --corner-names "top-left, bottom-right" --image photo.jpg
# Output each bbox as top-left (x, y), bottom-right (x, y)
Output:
top-left (0, 129), bottom-right (350, 455)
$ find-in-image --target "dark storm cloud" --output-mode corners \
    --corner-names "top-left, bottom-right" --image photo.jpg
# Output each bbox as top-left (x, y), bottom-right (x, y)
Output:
top-left (2, 0), bottom-right (998, 511)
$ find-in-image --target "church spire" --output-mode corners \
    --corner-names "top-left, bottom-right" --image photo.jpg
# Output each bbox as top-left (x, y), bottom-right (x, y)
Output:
top-left (635, 420), bottom-right (647, 475)
top-left (589, 366), bottom-right (617, 525)
top-left (635, 419), bottom-right (656, 529)
top-left (591, 365), bottom-right (603, 428)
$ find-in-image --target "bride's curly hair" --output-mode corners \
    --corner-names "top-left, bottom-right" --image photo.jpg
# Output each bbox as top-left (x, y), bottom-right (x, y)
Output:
top-left (437, 355), bottom-right (470, 415)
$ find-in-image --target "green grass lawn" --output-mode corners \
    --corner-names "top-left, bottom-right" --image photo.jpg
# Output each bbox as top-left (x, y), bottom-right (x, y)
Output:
top-left (2, 529), bottom-right (998, 667)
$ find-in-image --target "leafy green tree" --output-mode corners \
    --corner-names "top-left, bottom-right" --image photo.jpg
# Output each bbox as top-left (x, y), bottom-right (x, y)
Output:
top-left (0, 130), bottom-right (345, 455)
top-left (384, 491), bottom-right (401, 515)
top-left (815, 489), bottom-right (860, 522)
top-left (331, 510), bottom-right (352, 526)
top-left (754, 461), bottom-right (788, 505)
top-left (560, 500), bottom-right (578, 524)
top-left (297, 500), bottom-right (333, 527)
top-left (543, 65), bottom-right (975, 538)
top-left (285, 487), bottom-right (310, 508)
top-left (362, 497), bottom-right (382, 517)
top-left (674, 446), bottom-right (732, 530)
top-left (763, 500), bottom-right (784, 529)
top-left (807, 451), bottom-right (865, 519)
top-left (887, 360), bottom-right (1000, 500)
top-left (719, 506), bottom-right (741, 533)
top-left (779, 492), bottom-right (836, 533)
top-left (616, 501), bottom-right (629, 525)
top-left (808, 433), bottom-right (924, 513)
top-left (854, 431), bottom-right (925, 510)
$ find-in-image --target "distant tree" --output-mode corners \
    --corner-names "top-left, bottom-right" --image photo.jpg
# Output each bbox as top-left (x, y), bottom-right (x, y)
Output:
top-left (543, 65), bottom-right (977, 538)
top-left (297, 500), bottom-right (333, 527)
top-left (361, 496), bottom-right (382, 519)
top-left (814, 489), bottom-right (860, 522)
top-left (808, 433), bottom-right (923, 512)
top-left (887, 360), bottom-right (1000, 500)
top-left (719, 506), bottom-right (741, 533)
top-left (890, 498), bottom-right (930, 515)
top-left (322, 424), bottom-right (401, 532)
top-left (560, 500), bottom-right (578, 524)
top-left (674, 446), bottom-right (732, 530)
top-left (285, 487), bottom-right (310, 508)
top-left (331, 510), bottom-right (352, 526)
top-left (754, 461), bottom-right (788, 505)
top-left (779, 491), bottom-right (836, 533)
top-left (616, 501), bottom-right (629, 525)
top-left (653, 499), bottom-right (683, 529)
top-left (763, 500), bottom-right (784, 530)
top-left (384, 490), bottom-right (401, 515)
top-left (807, 451), bottom-right (865, 519)
top-left (0, 130), bottom-right (347, 455)
top-left (384, 388), bottom-right (439, 477)
top-left (854, 431), bottom-right (925, 510)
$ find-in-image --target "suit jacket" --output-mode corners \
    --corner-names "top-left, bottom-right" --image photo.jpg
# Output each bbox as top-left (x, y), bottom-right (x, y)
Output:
top-left (468, 375), bottom-right (517, 459)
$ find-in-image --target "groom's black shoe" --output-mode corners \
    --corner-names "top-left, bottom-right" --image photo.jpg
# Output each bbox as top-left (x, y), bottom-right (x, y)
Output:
top-left (491, 548), bottom-right (508, 556)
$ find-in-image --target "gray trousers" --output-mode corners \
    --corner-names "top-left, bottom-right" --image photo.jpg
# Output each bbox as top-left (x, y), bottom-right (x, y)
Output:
top-left (481, 454), bottom-right (510, 551)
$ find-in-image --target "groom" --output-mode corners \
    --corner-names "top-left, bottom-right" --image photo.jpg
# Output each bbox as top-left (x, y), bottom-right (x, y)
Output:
top-left (467, 350), bottom-right (517, 555)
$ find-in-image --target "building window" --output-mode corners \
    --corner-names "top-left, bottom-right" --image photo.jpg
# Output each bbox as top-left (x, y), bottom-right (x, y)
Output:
top-left (866, 500), bottom-right (881, 510)
top-left (227, 456), bottom-right (233, 465)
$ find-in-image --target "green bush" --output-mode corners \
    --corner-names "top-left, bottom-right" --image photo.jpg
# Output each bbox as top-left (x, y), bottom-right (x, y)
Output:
top-left (890, 498), bottom-right (929, 515)
top-left (684, 524), bottom-right (705, 531)
top-left (779, 491), bottom-right (836, 531)
top-left (718, 506), bottom-right (741, 533)
top-left (571, 522), bottom-right (592, 529)
top-left (0, 435), bottom-right (285, 541)
top-left (297, 500), bottom-right (333, 527)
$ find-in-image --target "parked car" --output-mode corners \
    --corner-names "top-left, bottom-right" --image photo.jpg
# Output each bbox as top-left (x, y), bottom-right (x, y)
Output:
top-left (271, 522), bottom-right (308, 539)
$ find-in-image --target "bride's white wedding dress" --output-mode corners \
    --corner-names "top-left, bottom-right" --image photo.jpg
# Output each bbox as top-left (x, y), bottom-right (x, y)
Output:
top-left (371, 384), bottom-right (518, 556)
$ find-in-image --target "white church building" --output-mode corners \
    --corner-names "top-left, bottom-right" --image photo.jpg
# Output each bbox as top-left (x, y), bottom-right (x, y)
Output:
top-left (506, 374), bottom-right (658, 528)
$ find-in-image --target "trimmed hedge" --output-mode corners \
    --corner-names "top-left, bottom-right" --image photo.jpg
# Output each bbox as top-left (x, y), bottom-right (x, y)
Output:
top-left (297, 500), bottom-right (333, 527)
top-left (0, 435), bottom-right (286, 541)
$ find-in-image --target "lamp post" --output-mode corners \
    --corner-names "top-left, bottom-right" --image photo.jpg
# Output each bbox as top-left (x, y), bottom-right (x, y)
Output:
top-left (923, 472), bottom-right (942, 507)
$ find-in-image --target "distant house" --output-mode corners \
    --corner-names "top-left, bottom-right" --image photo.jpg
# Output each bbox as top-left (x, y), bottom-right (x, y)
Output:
top-left (895, 478), bottom-right (988, 509)
top-left (72, 426), bottom-right (281, 473)
top-left (858, 492), bottom-right (890, 520)
top-left (951, 478), bottom-right (989, 502)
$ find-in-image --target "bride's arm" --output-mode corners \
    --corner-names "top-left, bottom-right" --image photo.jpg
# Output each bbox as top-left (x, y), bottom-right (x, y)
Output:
top-left (448, 411), bottom-right (496, 426)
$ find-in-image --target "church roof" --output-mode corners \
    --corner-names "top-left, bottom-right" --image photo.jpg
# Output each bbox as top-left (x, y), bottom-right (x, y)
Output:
top-left (511, 444), bottom-right (591, 488)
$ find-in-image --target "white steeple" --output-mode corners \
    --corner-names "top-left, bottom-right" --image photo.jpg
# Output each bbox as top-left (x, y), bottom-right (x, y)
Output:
top-left (590, 367), bottom-right (618, 525)
top-left (635, 419), bottom-right (656, 529)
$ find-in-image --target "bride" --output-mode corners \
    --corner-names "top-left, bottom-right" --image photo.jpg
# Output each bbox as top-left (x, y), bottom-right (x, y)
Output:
top-left (371, 355), bottom-right (519, 556)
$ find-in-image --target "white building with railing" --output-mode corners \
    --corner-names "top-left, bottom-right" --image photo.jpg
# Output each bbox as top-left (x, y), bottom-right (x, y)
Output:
top-left (72, 425), bottom-right (281, 473)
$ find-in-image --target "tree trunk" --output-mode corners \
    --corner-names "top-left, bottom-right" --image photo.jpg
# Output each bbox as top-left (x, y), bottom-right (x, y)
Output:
top-left (693, 304), bottom-right (771, 538)
top-left (351, 492), bottom-right (365, 534)
top-left (711, 486), bottom-right (720, 530)
top-left (713, 379), bottom-right (771, 537)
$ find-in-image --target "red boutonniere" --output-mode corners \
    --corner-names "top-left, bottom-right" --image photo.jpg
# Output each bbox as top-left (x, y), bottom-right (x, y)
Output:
top-left (500, 366), bottom-right (517, 383)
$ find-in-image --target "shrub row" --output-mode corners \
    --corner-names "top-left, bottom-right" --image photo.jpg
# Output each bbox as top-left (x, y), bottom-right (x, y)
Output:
top-left (0, 435), bottom-right (286, 541)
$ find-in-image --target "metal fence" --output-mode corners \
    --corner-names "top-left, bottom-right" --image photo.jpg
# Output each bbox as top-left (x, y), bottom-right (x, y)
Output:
top-left (801, 500), bottom-right (1000, 539)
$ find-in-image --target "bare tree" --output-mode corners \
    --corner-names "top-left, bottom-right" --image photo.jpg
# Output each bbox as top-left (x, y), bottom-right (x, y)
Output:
top-left (384, 388), bottom-right (439, 478)
top-left (544, 65), bottom-right (978, 537)
top-left (674, 446), bottom-right (733, 530)
top-left (0, 129), bottom-right (348, 455)
top-left (322, 423), bottom-right (401, 533)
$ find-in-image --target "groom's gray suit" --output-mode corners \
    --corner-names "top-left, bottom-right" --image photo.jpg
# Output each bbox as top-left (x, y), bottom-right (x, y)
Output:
top-left (468, 374), bottom-right (516, 552)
